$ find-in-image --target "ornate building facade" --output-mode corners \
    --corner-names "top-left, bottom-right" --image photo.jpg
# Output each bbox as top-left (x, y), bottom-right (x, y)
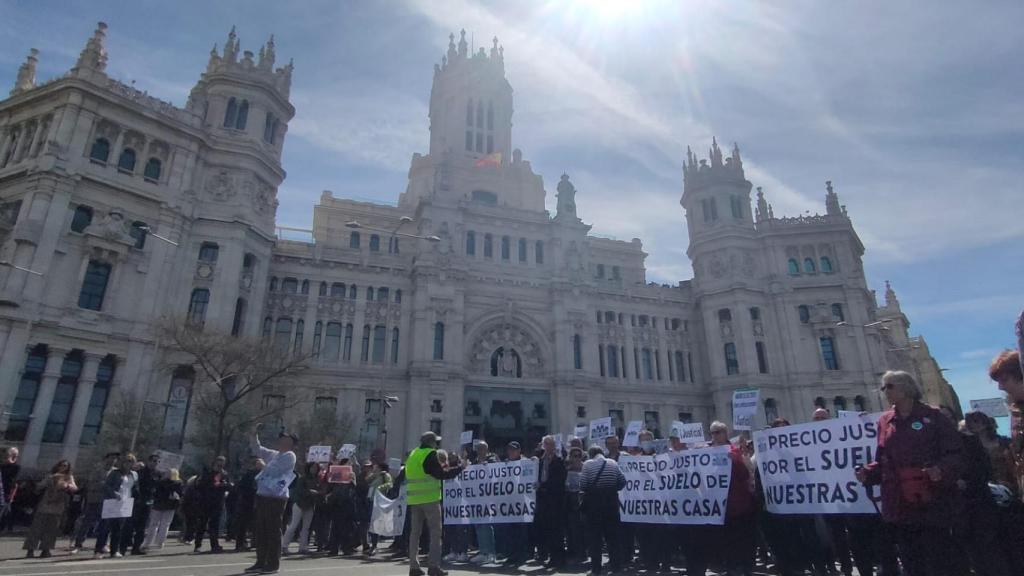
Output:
top-left (0, 24), bottom-right (957, 468)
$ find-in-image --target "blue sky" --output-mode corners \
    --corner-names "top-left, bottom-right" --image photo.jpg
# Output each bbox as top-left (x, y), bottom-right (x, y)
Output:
top-left (2, 0), bottom-right (1020, 412)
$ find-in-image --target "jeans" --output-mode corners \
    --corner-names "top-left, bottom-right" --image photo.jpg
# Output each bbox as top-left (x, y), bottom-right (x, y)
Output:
top-left (282, 503), bottom-right (315, 552)
top-left (73, 502), bottom-right (104, 548)
top-left (254, 496), bottom-right (288, 570)
top-left (474, 524), bottom-right (495, 556)
top-left (192, 507), bottom-right (223, 551)
top-left (95, 517), bottom-right (129, 555)
top-left (130, 503), bottom-right (151, 552)
top-left (142, 509), bottom-right (176, 549)
top-left (408, 502), bottom-right (442, 570)
top-left (583, 494), bottom-right (621, 574)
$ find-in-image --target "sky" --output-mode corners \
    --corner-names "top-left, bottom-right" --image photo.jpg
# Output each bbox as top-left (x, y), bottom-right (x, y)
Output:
top-left (1, 0), bottom-right (1020, 412)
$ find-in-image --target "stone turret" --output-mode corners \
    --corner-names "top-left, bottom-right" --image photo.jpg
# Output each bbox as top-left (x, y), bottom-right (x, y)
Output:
top-left (10, 49), bottom-right (39, 96)
top-left (70, 22), bottom-right (109, 81)
top-left (189, 26), bottom-right (294, 112)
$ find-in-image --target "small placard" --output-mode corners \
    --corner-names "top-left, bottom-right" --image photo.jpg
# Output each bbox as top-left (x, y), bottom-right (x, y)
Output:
top-left (328, 464), bottom-right (353, 484)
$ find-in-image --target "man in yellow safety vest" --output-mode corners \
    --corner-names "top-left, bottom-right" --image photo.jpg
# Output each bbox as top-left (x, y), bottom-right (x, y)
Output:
top-left (405, 431), bottom-right (464, 576)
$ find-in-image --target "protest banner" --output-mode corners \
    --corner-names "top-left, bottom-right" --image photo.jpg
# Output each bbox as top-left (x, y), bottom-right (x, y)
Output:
top-left (443, 459), bottom-right (537, 525)
top-left (970, 398), bottom-right (1010, 418)
top-left (622, 420), bottom-right (643, 447)
top-left (388, 457), bottom-right (403, 473)
top-left (670, 421), bottom-right (705, 445)
top-left (617, 445), bottom-right (732, 525)
top-left (306, 445), bottom-right (332, 463)
top-left (370, 487), bottom-right (407, 537)
top-left (573, 425), bottom-right (588, 439)
top-left (154, 450), bottom-right (184, 473)
top-left (102, 497), bottom-right (134, 519)
top-left (337, 444), bottom-right (356, 460)
top-left (328, 464), bottom-right (353, 484)
top-left (732, 388), bottom-right (760, 431)
top-left (589, 417), bottom-right (613, 442)
top-left (752, 413), bottom-right (882, 514)
top-left (460, 430), bottom-right (474, 445)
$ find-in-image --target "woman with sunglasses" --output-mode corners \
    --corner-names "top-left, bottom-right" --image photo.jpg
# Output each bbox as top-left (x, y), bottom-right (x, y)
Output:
top-left (855, 370), bottom-right (964, 576)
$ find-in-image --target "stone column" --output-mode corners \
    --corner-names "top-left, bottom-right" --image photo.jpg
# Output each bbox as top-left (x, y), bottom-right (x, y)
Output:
top-left (11, 124), bottom-right (29, 164)
top-left (61, 352), bottom-right (104, 462)
top-left (0, 128), bottom-right (13, 166)
top-left (21, 346), bottom-right (68, 468)
top-left (25, 121), bottom-right (43, 160)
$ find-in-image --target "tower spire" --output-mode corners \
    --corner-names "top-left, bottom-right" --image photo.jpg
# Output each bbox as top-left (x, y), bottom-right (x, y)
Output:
top-left (458, 29), bottom-right (468, 58)
top-left (825, 179), bottom-right (843, 216)
top-left (224, 25), bottom-right (239, 62)
top-left (10, 48), bottom-right (39, 96)
top-left (755, 186), bottom-right (770, 222)
top-left (884, 280), bottom-right (901, 312)
top-left (74, 22), bottom-right (109, 74)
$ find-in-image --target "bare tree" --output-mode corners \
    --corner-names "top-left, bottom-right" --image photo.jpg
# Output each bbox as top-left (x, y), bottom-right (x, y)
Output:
top-left (160, 317), bottom-right (310, 461)
top-left (294, 406), bottom-right (356, 454)
top-left (90, 393), bottom-right (162, 460)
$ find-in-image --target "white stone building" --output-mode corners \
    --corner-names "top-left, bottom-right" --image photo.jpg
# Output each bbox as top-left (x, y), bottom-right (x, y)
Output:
top-left (0, 24), bottom-right (957, 468)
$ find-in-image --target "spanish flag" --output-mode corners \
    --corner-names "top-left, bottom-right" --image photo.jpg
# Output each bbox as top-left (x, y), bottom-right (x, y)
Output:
top-left (474, 152), bottom-right (502, 168)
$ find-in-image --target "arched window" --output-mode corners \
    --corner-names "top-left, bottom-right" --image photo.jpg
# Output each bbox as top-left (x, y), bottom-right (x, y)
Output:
top-left (293, 319), bottom-right (305, 354)
top-left (235, 100), bottom-right (249, 130)
top-left (391, 328), bottom-right (400, 364)
top-left (360, 325), bottom-right (371, 362)
top-left (231, 298), bottom-right (246, 336)
top-left (188, 288), bottom-right (210, 325)
top-left (263, 113), bottom-right (277, 143)
top-left (319, 282), bottom-right (327, 296)
top-left (377, 287), bottom-right (389, 302)
top-left (764, 398), bottom-right (779, 423)
top-left (388, 237), bottom-right (400, 254)
top-left (78, 260), bottom-right (111, 310)
top-left (366, 286), bottom-right (374, 301)
top-left (854, 395), bottom-right (867, 412)
top-left (223, 97), bottom-right (238, 127)
top-left (350, 231), bottom-right (361, 249)
top-left (535, 241), bottom-right (544, 265)
top-left (820, 256), bottom-right (833, 273)
top-left (312, 321), bottom-right (323, 357)
top-left (604, 311), bottom-right (615, 324)
top-left (343, 323), bottom-right (354, 361)
top-left (831, 303), bottom-right (845, 322)
top-left (301, 280), bottom-right (310, 295)
top-left (274, 318), bottom-right (293, 352)
top-left (820, 337), bottom-right (840, 370)
top-left (89, 138), bottom-right (110, 163)
top-left (394, 289), bottom-right (402, 303)
top-left (198, 242), bottom-right (219, 262)
top-left (281, 277), bottom-right (298, 294)
top-left (369, 234), bottom-right (381, 252)
top-left (642, 348), bottom-right (654, 380)
top-left (433, 322), bottom-right (445, 360)
top-left (833, 396), bottom-right (847, 413)
top-left (573, 334), bottom-right (582, 370)
top-left (749, 307), bottom-right (761, 321)
top-left (803, 257), bottom-right (816, 273)
top-left (718, 308), bottom-right (732, 322)
top-left (243, 253), bottom-right (256, 272)
top-left (268, 277), bottom-right (278, 292)
top-left (331, 282), bottom-right (345, 297)
top-left (798, 305), bottom-right (810, 324)
top-left (43, 350), bottom-right (84, 442)
top-left (675, 351), bottom-right (686, 382)
top-left (129, 221), bottom-right (147, 249)
top-left (144, 158), bottom-right (162, 182)
top-left (501, 236), bottom-right (510, 260)
top-left (724, 342), bottom-right (739, 375)
top-left (466, 231), bottom-right (476, 256)
top-left (756, 341), bottom-right (769, 374)
top-left (787, 258), bottom-right (800, 275)
top-left (607, 345), bottom-right (619, 378)
top-left (372, 325), bottom-right (386, 363)
top-left (4, 344), bottom-right (47, 441)
top-left (71, 205), bottom-right (93, 233)
top-left (348, 284), bottom-right (357, 299)
top-left (117, 148), bottom-right (136, 173)
top-left (518, 238), bottom-right (527, 262)
top-left (483, 234), bottom-right (493, 258)
top-left (324, 322), bottom-right (342, 361)
top-left (262, 317), bottom-right (273, 339)
top-left (80, 354), bottom-right (116, 445)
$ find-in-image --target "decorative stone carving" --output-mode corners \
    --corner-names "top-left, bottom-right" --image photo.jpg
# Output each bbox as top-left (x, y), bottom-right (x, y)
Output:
top-left (708, 255), bottom-right (726, 279)
top-left (85, 210), bottom-right (134, 245)
top-left (205, 170), bottom-right (235, 201)
top-left (469, 321), bottom-right (543, 376)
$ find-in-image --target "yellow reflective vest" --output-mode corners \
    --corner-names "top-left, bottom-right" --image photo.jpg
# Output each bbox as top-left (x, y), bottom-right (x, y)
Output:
top-left (405, 447), bottom-right (442, 505)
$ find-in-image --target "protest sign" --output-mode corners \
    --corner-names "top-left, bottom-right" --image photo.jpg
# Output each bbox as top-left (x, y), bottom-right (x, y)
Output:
top-left (443, 460), bottom-right (537, 525)
top-left (589, 417), bottom-right (613, 442)
top-left (671, 421), bottom-right (705, 445)
top-left (337, 444), bottom-right (356, 460)
top-left (617, 446), bottom-right (733, 525)
top-left (370, 488), bottom-right (407, 537)
top-left (102, 497), bottom-right (134, 519)
top-left (622, 421), bottom-right (643, 447)
top-left (970, 398), bottom-right (1010, 418)
top-left (154, 450), bottom-right (183, 473)
top-left (837, 410), bottom-right (860, 418)
top-left (732, 389), bottom-right (760, 431)
top-left (388, 457), bottom-right (403, 473)
top-left (307, 445), bottom-right (332, 463)
top-left (460, 430), bottom-right (474, 446)
top-left (652, 439), bottom-right (670, 454)
top-left (328, 465), bottom-right (353, 484)
top-left (752, 413), bottom-right (883, 514)
top-left (573, 425), bottom-right (589, 439)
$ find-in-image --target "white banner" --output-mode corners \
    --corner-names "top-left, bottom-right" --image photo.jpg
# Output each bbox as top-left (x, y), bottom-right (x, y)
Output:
top-left (671, 421), bottom-right (705, 445)
top-left (617, 446), bottom-right (732, 525)
top-left (732, 389), bottom-right (760, 431)
top-left (573, 425), bottom-right (588, 439)
top-left (589, 417), bottom-right (613, 442)
top-left (622, 421), bottom-right (643, 447)
top-left (337, 444), bottom-right (356, 460)
top-left (970, 398), bottom-right (1010, 418)
top-left (752, 414), bottom-right (882, 514)
top-left (443, 460), bottom-right (537, 525)
top-left (307, 445), bottom-right (332, 463)
top-left (370, 488), bottom-right (407, 537)
top-left (154, 450), bottom-right (183, 473)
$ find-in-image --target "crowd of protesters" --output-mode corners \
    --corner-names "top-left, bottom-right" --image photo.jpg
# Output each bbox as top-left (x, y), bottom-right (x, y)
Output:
top-left (0, 347), bottom-right (1021, 576)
